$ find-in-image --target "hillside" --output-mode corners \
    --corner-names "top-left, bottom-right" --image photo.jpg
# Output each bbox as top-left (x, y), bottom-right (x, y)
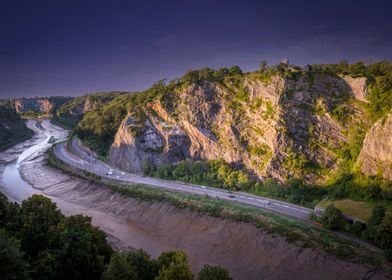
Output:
top-left (51, 92), bottom-right (127, 128)
top-left (74, 62), bottom-right (392, 186)
top-left (0, 103), bottom-right (33, 151)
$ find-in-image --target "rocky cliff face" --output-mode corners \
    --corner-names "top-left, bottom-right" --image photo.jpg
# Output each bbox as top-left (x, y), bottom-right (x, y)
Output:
top-left (14, 97), bottom-right (72, 114)
top-left (357, 111), bottom-right (392, 180)
top-left (109, 73), bottom-right (368, 183)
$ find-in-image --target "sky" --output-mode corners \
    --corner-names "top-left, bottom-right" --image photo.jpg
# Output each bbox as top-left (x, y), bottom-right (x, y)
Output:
top-left (0, 0), bottom-right (391, 98)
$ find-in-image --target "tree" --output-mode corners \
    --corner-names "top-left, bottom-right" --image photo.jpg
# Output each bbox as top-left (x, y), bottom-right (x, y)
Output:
top-left (363, 206), bottom-right (386, 240)
top-left (55, 215), bottom-right (113, 280)
top-left (103, 254), bottom-right (136, 280)
top-left (197, 264), bottom-right (232, 280)
top-left (156, 251), bottom-right (193, 280)
top-left (228, 65), bottom-right (242, 76)
top-left (0, 231), bottom-right (31, 280)
top-left (126, 249), bottom-right (158, 280)
top-left (375, 215), bottom-right (392, 249)
top-left (20, 195), bottom-right (63, 258)
top-left (349, 62), bottom-right (366, 77)
top-left (321, 204), bottom-right (345, 230)
top-left (259, 60), bottom-right (268, 72)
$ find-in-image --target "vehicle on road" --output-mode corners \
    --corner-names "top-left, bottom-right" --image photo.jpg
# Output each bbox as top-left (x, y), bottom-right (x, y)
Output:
top-left (259, 199), bottom-right (270, 205)
top-left (228, 194), bottom-right (235, 198)
top-left (201, 185), bottom-right (207, 189)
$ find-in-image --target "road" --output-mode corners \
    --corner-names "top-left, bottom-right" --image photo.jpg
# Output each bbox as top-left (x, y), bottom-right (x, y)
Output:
top-left (52, 138), bottom-right (313, 221)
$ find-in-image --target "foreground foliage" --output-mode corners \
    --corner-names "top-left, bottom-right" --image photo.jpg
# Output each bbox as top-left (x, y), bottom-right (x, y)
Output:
top-left (0, 193), bottom-right (231, 280)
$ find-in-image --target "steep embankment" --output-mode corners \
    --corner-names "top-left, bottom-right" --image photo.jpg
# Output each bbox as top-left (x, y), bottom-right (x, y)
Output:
top-left (357, 110), bottom-right (392, 180)
top-left (0, 105), bottom-right (33, 151)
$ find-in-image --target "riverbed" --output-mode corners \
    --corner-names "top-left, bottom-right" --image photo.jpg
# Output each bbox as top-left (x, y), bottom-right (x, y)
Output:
top-left (0, 119), bottom-right (384, 280)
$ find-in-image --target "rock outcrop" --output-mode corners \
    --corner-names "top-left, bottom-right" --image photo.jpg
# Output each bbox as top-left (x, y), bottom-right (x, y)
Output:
top-left (357, 111), bottom-right (392, 180)
top-left (343, 76), bottom-right (368, 103)
top-left (109, 74), bottom-right (368, 183)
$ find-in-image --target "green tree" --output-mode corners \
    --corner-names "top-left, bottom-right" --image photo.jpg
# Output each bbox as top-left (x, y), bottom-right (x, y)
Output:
top-left (103, 253), bottom-right (136, 280)
top-left (0, 231), bottom-right (31, 280)
top-left (349, 62), bottom-right (366, 76)
top-left (228, 65), bottom-right (243, 76)
top-left (259, 60), bottom-right (268, 72)
top-left (55, 215), bottom-right (113, 280)
top-left (363, 206), bottom-right (386, 240)
top-left (375, 215), bottom-right (392, 249)
top-left (20, 195), bottom-right (63, 258)
top-left (156, 251), bottom-right (193, 280)
top-left (197, 264), bottom-right (232, 280)
top-left (321, 205), bottom-right (345, 230)
top-left (126, 249), bottom-right (158, 280)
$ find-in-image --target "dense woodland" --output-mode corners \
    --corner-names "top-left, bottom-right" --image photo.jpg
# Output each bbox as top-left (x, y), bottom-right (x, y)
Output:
top-left (0, 194), bottom-right (232, 280)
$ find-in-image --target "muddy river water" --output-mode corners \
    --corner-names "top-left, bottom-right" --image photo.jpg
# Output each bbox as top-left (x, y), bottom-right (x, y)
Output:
top-left (0, 119), bottom-right (384, 280)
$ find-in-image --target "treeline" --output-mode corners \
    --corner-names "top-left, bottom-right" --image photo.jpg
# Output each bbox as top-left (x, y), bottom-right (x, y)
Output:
top-left (320, 204), bottom-right (392, 261)
top-left (0, 194), bottom-right (232, 280)
top-left (145, 159), bottom-right (392, 208)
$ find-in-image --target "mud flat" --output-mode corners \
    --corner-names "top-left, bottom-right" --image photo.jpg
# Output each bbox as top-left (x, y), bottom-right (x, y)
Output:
top-left (20, 155), bottom-right (384, 279)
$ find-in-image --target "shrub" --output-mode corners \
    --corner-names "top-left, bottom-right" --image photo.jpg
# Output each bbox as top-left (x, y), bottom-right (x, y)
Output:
top-left (321, 205), bottom-right (346, 230)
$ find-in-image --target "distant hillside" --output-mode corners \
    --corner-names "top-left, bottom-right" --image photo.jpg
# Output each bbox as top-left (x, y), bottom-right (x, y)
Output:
top-left (13, 96), bottom-right (72, 116)
top-left (51, 92), bottom-right (129, 129)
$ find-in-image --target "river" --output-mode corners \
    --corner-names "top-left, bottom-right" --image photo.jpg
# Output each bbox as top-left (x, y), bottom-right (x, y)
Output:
top-left (0, 119), bottom-right (66, 201)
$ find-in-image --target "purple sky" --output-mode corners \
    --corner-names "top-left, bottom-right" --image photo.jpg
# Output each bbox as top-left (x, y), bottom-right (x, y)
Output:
top-left (1, 0), bottom-right (391, 98)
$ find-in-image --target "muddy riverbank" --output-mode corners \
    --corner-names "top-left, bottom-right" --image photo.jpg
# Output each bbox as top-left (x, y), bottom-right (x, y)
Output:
top-left (0, 120), bottom-right (385, 280)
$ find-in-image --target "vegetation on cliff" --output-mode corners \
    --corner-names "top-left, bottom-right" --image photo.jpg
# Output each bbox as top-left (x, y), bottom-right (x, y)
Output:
top-left (52, 91), bottom-right (126, 129)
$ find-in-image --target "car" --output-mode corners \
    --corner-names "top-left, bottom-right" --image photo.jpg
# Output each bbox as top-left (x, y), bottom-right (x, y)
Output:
top-left (201, 185), bottom-right (207, 189)
top-left (260, 200), bottom-right (270, 205)
top-left (121, 172), bottom-right (125, 175)
top-left (228, 194), bottom-right (235, 198)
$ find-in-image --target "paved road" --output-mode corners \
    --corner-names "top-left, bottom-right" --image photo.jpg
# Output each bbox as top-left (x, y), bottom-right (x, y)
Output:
top-left (52, 138), bottom-right (313, 221)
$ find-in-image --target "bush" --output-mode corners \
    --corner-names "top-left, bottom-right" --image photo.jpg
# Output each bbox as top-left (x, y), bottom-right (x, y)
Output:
top-left (198, 264), bottom-right (232, 280)
top-left (321, 205), bottom-right (346, 230)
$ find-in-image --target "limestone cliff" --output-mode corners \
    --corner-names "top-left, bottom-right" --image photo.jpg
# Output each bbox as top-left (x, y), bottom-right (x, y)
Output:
top-left (108, 73), bottom-right (369, 183)
top-left (357, 111), bottom-right (392, 180)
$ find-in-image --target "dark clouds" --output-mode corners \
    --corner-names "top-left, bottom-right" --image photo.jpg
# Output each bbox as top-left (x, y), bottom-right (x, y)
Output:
top-left (0, 0), bottom-right (391, 98)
